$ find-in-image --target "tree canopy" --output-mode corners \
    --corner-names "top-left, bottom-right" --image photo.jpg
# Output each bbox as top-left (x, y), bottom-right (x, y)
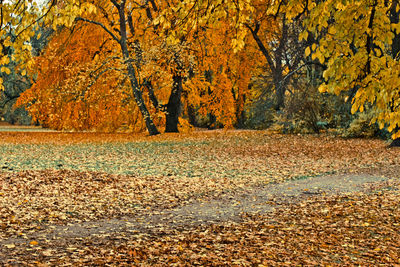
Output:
top-left (2, 0), bottom-right (400, 139)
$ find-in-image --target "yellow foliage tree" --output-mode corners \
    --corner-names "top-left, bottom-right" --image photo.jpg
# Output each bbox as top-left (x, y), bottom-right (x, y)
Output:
top-left (293, 0), bottom-right (400, 141)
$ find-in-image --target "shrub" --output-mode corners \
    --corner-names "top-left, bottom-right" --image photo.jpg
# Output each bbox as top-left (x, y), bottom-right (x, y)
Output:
top-left (340, 109), bottom-right (389, 138)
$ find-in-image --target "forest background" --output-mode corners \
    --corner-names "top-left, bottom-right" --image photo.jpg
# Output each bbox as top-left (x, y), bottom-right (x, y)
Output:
top-left (1, 0), bottom-right (400, 145)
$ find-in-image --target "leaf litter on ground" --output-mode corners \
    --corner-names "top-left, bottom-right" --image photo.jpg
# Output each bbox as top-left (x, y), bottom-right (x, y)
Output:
top-left (0, 130), bottom-right (399, 265)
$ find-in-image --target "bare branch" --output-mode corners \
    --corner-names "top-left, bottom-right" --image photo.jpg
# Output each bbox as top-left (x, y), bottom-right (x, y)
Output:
top-left (75, 17), bottom-right (121, 43)
top-left (244, 22), bottom-right (276, 72)
top-left (110, 0), bottom-right (120, 9)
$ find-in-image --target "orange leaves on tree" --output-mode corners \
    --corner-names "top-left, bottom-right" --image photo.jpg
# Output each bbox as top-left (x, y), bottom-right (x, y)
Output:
top-left (15, 0), bottom-right (261, 132)
top-left (16, 16), bottom-right (163, 132)
top-left (184, 18), bottom-right (259, 128)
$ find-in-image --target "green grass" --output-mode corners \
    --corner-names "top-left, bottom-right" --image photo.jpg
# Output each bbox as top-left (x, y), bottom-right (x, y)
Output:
top-left (0, 140), bottom-right (269, 180)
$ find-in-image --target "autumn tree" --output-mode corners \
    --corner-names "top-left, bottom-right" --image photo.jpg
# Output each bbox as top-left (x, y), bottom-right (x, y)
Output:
top-left (183, 18), bottom-right (257, 129)
top-left (0, 2), bottom-right (60, 124)
top-left (17, 20), bottom-right (154, 131)
top-left (63, 0), bottom-right (243, 134)
top-left (299, 0), bottom-right (400, 143)
top-left (34, 0), bottom-right (162, 135)
top-left (241, 0), bottom-right (309, 111)
top-left (18, 1), bottom-right (197, 133)
top-left (18, 1), bottom-right (174, 134)
top-left (142, 0), bottom-right (257, 131)
top-left (16, 0), bottom-right (259, 133)
top-left (0, 1), bottom-right (57, 86)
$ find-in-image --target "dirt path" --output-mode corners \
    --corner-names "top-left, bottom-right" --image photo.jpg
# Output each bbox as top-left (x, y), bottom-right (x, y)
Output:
top-left (0, 123), bottom-right (56, 132)
top-left (1, 173), bottom-right (393, 249)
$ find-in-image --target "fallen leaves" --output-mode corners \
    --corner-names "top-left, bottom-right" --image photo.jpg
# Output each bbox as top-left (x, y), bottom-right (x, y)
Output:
top-left (0, 130), bottom-right (399, 265)
top-left (3, 244), bottom-right (15, 249)
top-left (75, 186), bottom-right (399, 266)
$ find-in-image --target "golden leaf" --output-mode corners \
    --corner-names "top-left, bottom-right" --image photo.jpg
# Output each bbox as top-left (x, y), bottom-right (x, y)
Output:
top-left (30, 241), bottom-right (38, 246)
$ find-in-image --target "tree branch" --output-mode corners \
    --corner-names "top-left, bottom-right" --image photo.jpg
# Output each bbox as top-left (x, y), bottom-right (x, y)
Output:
top-left (245, 22), bottom-right (276, 73)
top-left (278, 61), bottom-right (325, 93)
top-left (14, 0), bottom-right (57, 40)
top-left (143, 79), bottom-right (165, 111)
top-left (75, 17), bottom-right (121, 43)
top-left (110, 0), bottom-right (120, 9)
top-left (127, 14), bottom-right (135, 37)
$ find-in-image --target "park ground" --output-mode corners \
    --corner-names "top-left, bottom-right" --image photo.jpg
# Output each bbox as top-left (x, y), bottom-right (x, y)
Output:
top-left (0, 129), bottom-right (399, 265)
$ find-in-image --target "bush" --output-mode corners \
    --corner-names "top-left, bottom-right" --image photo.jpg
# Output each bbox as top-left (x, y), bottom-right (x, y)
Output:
top-left (243, 78), bottom-right (276, 130)
top-left (243, 67), bottom-right (355, 133)
top-left (284, 86), bottom-right (324, 133)
top-left (339, 109), bottom-right (389, 138)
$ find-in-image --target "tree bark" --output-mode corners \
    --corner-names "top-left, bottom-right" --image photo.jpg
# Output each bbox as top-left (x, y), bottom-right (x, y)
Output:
top-left (273, 15), bottom-right (288, 111)
top-left (231, 87), bottom-right (246, 128)
top-left (246, 18), bottom-right (288, 111)
top-left (274, 74), bottom-right (285, 111)
top-left (165, 74), bottom-right (183, 132)
top-left (389, 0), bottom-right (400, 146)
top-left (115, 1), bottom-right (160, 135)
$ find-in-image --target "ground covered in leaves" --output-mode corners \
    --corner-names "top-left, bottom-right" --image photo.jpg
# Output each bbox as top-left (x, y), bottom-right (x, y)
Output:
top-left (30, 185), bottom-right (398, 266)
top-left (0, 130), bottom-right (399, 265)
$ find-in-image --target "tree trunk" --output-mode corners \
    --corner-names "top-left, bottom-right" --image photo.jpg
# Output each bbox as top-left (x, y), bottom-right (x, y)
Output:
top-left (389, 0), bottom-right (400, 146)
top-left (116, 1), bottom-right (160, 136)
top-left (207, 113), bottom-right (217, 129)
top-left (274, 73), bottom-right (286, 111)
top-left (165, 74), bottom-right (183, 132)
top-left (246, 18), bottom-right (288, 111)
top-left (232, 87), bottom-right (246, 128)
top-left (187, 103), bottom-right (198, 127)
top-left (126, 62), bottom-right (160, 135)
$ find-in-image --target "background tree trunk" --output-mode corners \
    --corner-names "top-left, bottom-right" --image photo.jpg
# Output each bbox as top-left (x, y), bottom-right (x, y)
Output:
top-left (165, 74), bottom-right (183, 132)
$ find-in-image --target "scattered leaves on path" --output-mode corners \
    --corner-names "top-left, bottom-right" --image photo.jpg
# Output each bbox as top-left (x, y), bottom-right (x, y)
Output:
top-left (2, 182), bottom-right (400, 266)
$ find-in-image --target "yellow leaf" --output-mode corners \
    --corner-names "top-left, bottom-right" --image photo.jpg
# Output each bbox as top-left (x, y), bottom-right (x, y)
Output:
top-left (4, 244), bottom-right (15, 249)
top-left (305, 47), bottom-right (311, 57)
top-left (351, 104), bottom-right (358, 114)
top-left (312, 43), bottom-right (317, 51)
top-left (311, 52), bottom-right (317, 60)
top-left (315, 50), bottom-right (324, 63)
top-left (1, 67), bottom-right (11, 75)
top-left (318, 84), bottom-right (327, 93)
top-left (299, 30), bottom-right (308, 41)
top-left (328, 27), bottom-right (336, 35)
